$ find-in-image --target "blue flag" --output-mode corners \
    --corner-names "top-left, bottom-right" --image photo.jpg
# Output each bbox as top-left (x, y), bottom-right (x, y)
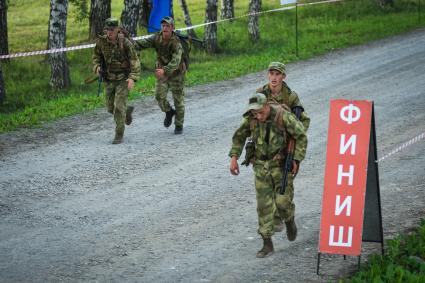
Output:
top-left (148, 0), bottom-right (173, 33)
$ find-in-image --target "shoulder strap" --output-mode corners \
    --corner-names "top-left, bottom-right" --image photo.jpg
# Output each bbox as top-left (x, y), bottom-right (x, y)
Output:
top-left (273, 106), bottom-right (285, 132)
top-left (249, 117), bottom-right (257, 133)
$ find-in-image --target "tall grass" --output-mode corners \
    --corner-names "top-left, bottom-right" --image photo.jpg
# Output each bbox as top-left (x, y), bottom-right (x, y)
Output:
top-left (0, 0), bottom-right (423, 132)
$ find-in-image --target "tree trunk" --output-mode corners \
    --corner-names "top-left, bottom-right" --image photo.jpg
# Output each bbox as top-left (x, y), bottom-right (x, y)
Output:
top-left (377, 0), bottom-right (394, 6)
top-left (89, 0), bottom-right (111, 39)
top-left (248, 0), bottom-right (261, 42)
top-left (205, 0), bottom-right (218, 54)
top-left (178, 0), bottom-right (197, 38)
top-left (0, 63), bottom-right (5, 104)
top-left (121, 0), bottom-right (141, 37)
top-left (0, 0), bottom-right (8, 57)
top-left (220, 0), bottom-right (234, 20)
top-left (138, 0), bottom-right (152, 30)
top-left (49, 0), bottom-right (71, 90)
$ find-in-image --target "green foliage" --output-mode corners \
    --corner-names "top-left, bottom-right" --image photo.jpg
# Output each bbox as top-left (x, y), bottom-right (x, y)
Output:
top-left (69, 0), bottom-right (89, 22)
top-left (340, 219), bottom-right (425, 283)
top-left (1, 0), bottom-right (424, 132)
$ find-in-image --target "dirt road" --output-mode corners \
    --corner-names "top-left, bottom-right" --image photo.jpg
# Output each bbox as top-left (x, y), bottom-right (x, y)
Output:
top-left (1, 29), bottom-right (424, 282)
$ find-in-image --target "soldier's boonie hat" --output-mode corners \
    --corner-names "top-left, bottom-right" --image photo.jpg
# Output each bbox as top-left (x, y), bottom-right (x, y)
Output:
top-left (105, 18), bottom-right (119, 29)
top-left (161, 16), bottom-right (174, 25)
top-left (268, 62), bottom-right (286, 75)
top-left (247, 93), bottom-right (267, 112)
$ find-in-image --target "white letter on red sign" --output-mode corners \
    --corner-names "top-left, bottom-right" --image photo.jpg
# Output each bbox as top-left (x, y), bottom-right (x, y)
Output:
top-left (340, 104), bottom-right (361, 124)
top-left (340, 134), bottom-right (357, 155)
top-left (335, 195), bottom-right (352, 216)
top-left (329, 225), bottom-right (353, 247)
top-left (337, 165), bottom-right (354, 186)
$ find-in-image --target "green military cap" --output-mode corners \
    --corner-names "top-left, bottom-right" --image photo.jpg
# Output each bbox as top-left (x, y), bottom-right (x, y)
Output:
top-left (268, 61), bottom-right (286, 75)
top-left (247, 93), bottom-right (267, 112)
top-left (161, 16), bottom-right (174, 25)
top-left (105, 17), bottom-right (119, 29)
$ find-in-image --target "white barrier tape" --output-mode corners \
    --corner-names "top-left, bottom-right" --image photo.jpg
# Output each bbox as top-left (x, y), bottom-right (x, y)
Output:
top-left (377, 132), bottom-right (425, 163)
top-left (0, 0), bottom-right (343, 60)
top-left (178, 0), bottom-right (343, 32)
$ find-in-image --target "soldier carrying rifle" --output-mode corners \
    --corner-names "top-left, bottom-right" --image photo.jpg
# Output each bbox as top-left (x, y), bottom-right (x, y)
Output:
top-left (229, 92), bottom-right (308, 258)
top-left (92, 18), bottom-right (141, 144)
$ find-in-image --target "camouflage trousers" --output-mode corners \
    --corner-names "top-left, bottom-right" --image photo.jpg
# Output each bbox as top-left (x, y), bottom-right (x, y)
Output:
top-left (253, 160), bottom-right (295, 239)
top-left (104, 79), bottom-right (129, 134)
top-left (155, 71), bottom-right (185, 127)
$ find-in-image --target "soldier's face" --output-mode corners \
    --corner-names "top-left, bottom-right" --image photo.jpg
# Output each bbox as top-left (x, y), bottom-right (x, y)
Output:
top-left (251, 105), bottom-right (270, 123)
top-left (161, 23), bottom-right (174, 40)
top-left (106, 27), bottom-right (119, 40)
top-left (268, 70), bottom-right (285, 88)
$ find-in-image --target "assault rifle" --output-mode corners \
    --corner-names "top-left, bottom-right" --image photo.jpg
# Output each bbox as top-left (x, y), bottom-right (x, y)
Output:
top-left (140, 23), bottom-right (205, 48)
top-left (84, 55), bottom-right (107, 97)
top-left (279, 106), bottom-right (304, 195)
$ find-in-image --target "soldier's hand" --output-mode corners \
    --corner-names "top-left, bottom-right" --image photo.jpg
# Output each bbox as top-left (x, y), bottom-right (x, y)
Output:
top-left (95, 66), bottom-right (101, 75)
top-left (127, 79), bottom-right (135, 90)
top-left (291, 160), bottom-right (300, 176)
top-left (155, 68), bottom-right (165, 79)
top-left (230, 156), bottom-right (240, 176)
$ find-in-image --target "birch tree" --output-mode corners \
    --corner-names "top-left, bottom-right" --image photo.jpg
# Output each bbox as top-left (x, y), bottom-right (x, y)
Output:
top-left (178, 0), bottom-right (197, 38)
top-left (220, 0), bottom-right (234, 20)
top-left (248, 0), bottom-right (261, 42)
top-left (205, 0), bottom-right (218, 53)
top-left (89, 0), bottom-right (111, 39)
top-left (48, 0), bottom-right (71, 90)
top-left (121, 0), bottom-right (141, 36)
top-left (0, 0), bottom-right (8, 57)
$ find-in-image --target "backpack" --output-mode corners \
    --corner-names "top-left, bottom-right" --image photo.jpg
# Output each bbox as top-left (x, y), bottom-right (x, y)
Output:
top-left (117, 27), bottom-right (136, 50)
top-left (174, 31), bottom-right (192, 70)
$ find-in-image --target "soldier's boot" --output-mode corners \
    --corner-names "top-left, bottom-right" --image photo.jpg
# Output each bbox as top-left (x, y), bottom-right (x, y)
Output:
top-left (125, 106), bottom-right (134, 125)
top-left (112, 130), bottom-right (124, 144)
top-left (174, 125), bottom-right (183, 135)
top-left (285, 217), bottom-right (297, 241)
top-left (163, 108), bottom-right (176, 128)
top-left (256, 238), bottom-right (274, 258)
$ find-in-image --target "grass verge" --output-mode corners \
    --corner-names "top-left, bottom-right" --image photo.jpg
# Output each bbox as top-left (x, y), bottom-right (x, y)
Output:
top-left (340, 219), bottom-right (425, 283)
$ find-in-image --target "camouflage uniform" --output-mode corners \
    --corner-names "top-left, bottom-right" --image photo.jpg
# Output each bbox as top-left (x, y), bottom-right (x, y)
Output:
top-left (92, 18), bottom-right (140, 142)
top-left (257, 82), bottom-right (310, 130)
top-left (136, 31), bottom-right (186, 129)
top-left (229, 101), bottom-right (307, 239)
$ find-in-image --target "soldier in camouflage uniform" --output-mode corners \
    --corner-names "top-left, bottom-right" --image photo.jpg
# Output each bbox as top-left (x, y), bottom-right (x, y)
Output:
top-left (257, 62), bottom-right (310, 130)
top-left (229, 93), bottom-right (308, 258)
top-left (257, 62), bottom-right (310, 233)
top-left (92, 18), bottom-right (140, 144)
top-left (135, 16), bottom-right (186, 134)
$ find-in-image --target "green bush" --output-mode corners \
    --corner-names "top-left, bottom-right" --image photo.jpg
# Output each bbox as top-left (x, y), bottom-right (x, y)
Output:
top-left (341, 219), bottom-right (425, 283)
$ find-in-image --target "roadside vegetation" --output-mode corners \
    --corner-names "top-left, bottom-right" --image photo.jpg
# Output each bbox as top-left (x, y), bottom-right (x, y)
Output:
top-left (0, 0), bottom-right (423, 132)
top-left (340, 219), bottom-right (425, 282)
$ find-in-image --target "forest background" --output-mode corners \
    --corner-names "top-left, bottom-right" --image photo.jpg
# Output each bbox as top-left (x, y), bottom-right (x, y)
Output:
top-left (0, 0), bottom-right (423, 132)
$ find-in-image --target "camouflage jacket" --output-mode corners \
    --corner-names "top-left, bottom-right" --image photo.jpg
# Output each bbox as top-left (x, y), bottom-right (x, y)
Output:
top-left (92, 35), bottom-right (140, 81)
top-left (136, 32), bottom-right (184, 76)
top-left (229, 105), bottom-right (308, 162)
top-left (257, 82), bottom-right (310, 130)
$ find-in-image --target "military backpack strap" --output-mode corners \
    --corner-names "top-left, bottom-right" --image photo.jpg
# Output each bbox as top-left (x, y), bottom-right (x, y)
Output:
top-left (249, 117), bottom-right (258, 135)
top-left (273, 105), bottom-right (285, 132)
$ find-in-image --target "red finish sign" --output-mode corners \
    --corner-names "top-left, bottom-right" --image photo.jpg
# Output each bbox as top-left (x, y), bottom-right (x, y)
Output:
top-left (318, 100), bottom-right (373, 256)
